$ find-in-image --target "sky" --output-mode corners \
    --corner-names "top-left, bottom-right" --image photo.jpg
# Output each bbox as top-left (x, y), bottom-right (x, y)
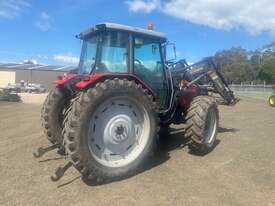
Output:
top-left (0, 0), bottom-right (274, 66)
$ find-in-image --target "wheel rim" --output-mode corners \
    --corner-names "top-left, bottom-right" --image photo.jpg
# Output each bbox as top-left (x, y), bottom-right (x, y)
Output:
top-left (88, 96), bottom-right (150, 168)
top-left (204, 108), bottom-right (217, 144)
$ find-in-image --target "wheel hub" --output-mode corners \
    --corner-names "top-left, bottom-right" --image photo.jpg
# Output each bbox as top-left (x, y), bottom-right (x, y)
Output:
top-left (115, 125), bottom-right (127, 140)
top-left (105, 115), bottom-right (131, 144)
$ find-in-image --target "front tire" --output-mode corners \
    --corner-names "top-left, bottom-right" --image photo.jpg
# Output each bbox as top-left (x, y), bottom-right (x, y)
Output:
top-left (63, 78), bottom-right (158, 183)
top-left (185, 96), bottom-right (219, 154)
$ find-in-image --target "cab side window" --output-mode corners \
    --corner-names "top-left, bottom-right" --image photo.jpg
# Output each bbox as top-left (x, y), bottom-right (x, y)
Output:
top-left (134, 37), bottom-right (168, 109)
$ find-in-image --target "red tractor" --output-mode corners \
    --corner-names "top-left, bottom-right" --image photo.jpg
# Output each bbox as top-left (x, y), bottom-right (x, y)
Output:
top-left (36, 23), bottom-right (237, 183)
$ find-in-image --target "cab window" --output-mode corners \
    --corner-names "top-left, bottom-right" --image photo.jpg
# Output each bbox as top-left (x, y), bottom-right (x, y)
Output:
top-left (95, 31), bottom-right (129, 73)
top-left (134, 37), bottom-right (168, 109)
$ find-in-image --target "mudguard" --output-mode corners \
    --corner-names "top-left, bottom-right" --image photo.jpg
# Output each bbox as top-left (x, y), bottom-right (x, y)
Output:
top-left (54, 74), bottom-right (78, 86)
top-left (74, 73), bottom-right (156, 97)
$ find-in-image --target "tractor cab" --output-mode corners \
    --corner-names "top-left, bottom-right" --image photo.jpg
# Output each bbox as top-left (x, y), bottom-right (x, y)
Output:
top-left (77, 23), bottom-right (171, 110)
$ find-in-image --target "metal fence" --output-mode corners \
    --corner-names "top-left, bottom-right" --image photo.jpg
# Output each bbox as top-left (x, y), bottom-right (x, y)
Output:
top-left (230, 84), bottom-right (273, 93)
top-left (229, 84), bottom-right (273, 100)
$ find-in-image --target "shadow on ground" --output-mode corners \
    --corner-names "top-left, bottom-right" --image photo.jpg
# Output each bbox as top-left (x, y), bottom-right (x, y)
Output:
top-left (218, 127), bottom-right (240, 133)
top-left (82, 125), bottom-right (238, 186)
top-left (35, 126), bottom-right (238, 187)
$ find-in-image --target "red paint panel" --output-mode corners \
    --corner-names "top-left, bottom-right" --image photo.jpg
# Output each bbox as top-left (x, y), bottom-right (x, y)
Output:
top-left (179, 83), bottom-right (200, 110)
top-left (75, 73), bottom-right (112, 89)
top-left (54, 74), bottom-right (77, 86)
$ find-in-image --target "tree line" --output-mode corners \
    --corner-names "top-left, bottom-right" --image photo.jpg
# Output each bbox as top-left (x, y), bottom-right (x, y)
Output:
top-left (213, 42), bottom-right (275, 84)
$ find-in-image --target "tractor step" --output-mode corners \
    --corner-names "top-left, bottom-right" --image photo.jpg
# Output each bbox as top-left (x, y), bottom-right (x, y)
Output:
top-left (51, 161), bottom-right (73, 182)
top-left (33, 144), bottom-right (60, 158)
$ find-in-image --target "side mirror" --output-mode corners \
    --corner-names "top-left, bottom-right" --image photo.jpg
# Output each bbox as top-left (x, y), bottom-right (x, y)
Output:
top-left (165, 43), bottom-right (177, 62)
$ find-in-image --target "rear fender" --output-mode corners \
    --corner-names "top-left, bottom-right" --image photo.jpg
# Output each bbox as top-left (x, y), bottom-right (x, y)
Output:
top-left (75, 73), bottom-right (156, 97)
top-left (54, 74), bottom-right (81, 95)
top-left (54, 74), bottom-right (78, 86)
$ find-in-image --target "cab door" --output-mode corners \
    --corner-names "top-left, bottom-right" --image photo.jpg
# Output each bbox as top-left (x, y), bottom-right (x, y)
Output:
top-left (133, 36), bottom-right (169, 110)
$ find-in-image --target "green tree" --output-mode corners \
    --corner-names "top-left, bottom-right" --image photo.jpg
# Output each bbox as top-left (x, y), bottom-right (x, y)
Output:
top-left (214, 47), bottom-right (254, 83)
top-left (258, 56), bottom-right (275, 84)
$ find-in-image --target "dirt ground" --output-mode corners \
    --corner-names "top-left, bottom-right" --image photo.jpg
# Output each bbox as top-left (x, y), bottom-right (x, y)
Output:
top-left (0, 93), bottom-right (275, 206)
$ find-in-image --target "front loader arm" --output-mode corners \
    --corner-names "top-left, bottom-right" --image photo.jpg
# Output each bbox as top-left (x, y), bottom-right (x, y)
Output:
top-left (207, 69), bottom-right (236, 105)
top-left (172, 57), bottom-right (238, 105)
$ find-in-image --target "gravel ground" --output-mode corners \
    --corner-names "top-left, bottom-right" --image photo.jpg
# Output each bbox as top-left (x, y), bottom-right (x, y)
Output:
top-left (0, 94), bottom-right (275, 206)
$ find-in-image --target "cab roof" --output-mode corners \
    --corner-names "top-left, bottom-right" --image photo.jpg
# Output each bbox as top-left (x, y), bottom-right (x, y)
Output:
top-left (79, 22), bottom-right (167, 41)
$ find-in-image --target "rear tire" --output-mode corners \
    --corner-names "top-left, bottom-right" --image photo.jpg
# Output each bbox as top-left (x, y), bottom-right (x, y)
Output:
top-left (185, 96), bottom-right (219, 154)
top-left (63, 78), bottom-right (158, 183)
top-left (41, 86), bottom-right (71, 145)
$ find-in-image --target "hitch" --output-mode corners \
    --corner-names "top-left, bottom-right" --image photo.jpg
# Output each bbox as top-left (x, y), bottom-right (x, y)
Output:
top-left (51, 162), bottom-right (73, 182)
top-left (33, 144), bottom-right (60, 158)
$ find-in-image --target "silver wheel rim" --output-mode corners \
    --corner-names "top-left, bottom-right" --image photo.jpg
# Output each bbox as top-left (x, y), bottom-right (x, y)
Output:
top-left (204, 108), bottom-right (217, 144)
top-left (88, 96), bottom-right (150, 168)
